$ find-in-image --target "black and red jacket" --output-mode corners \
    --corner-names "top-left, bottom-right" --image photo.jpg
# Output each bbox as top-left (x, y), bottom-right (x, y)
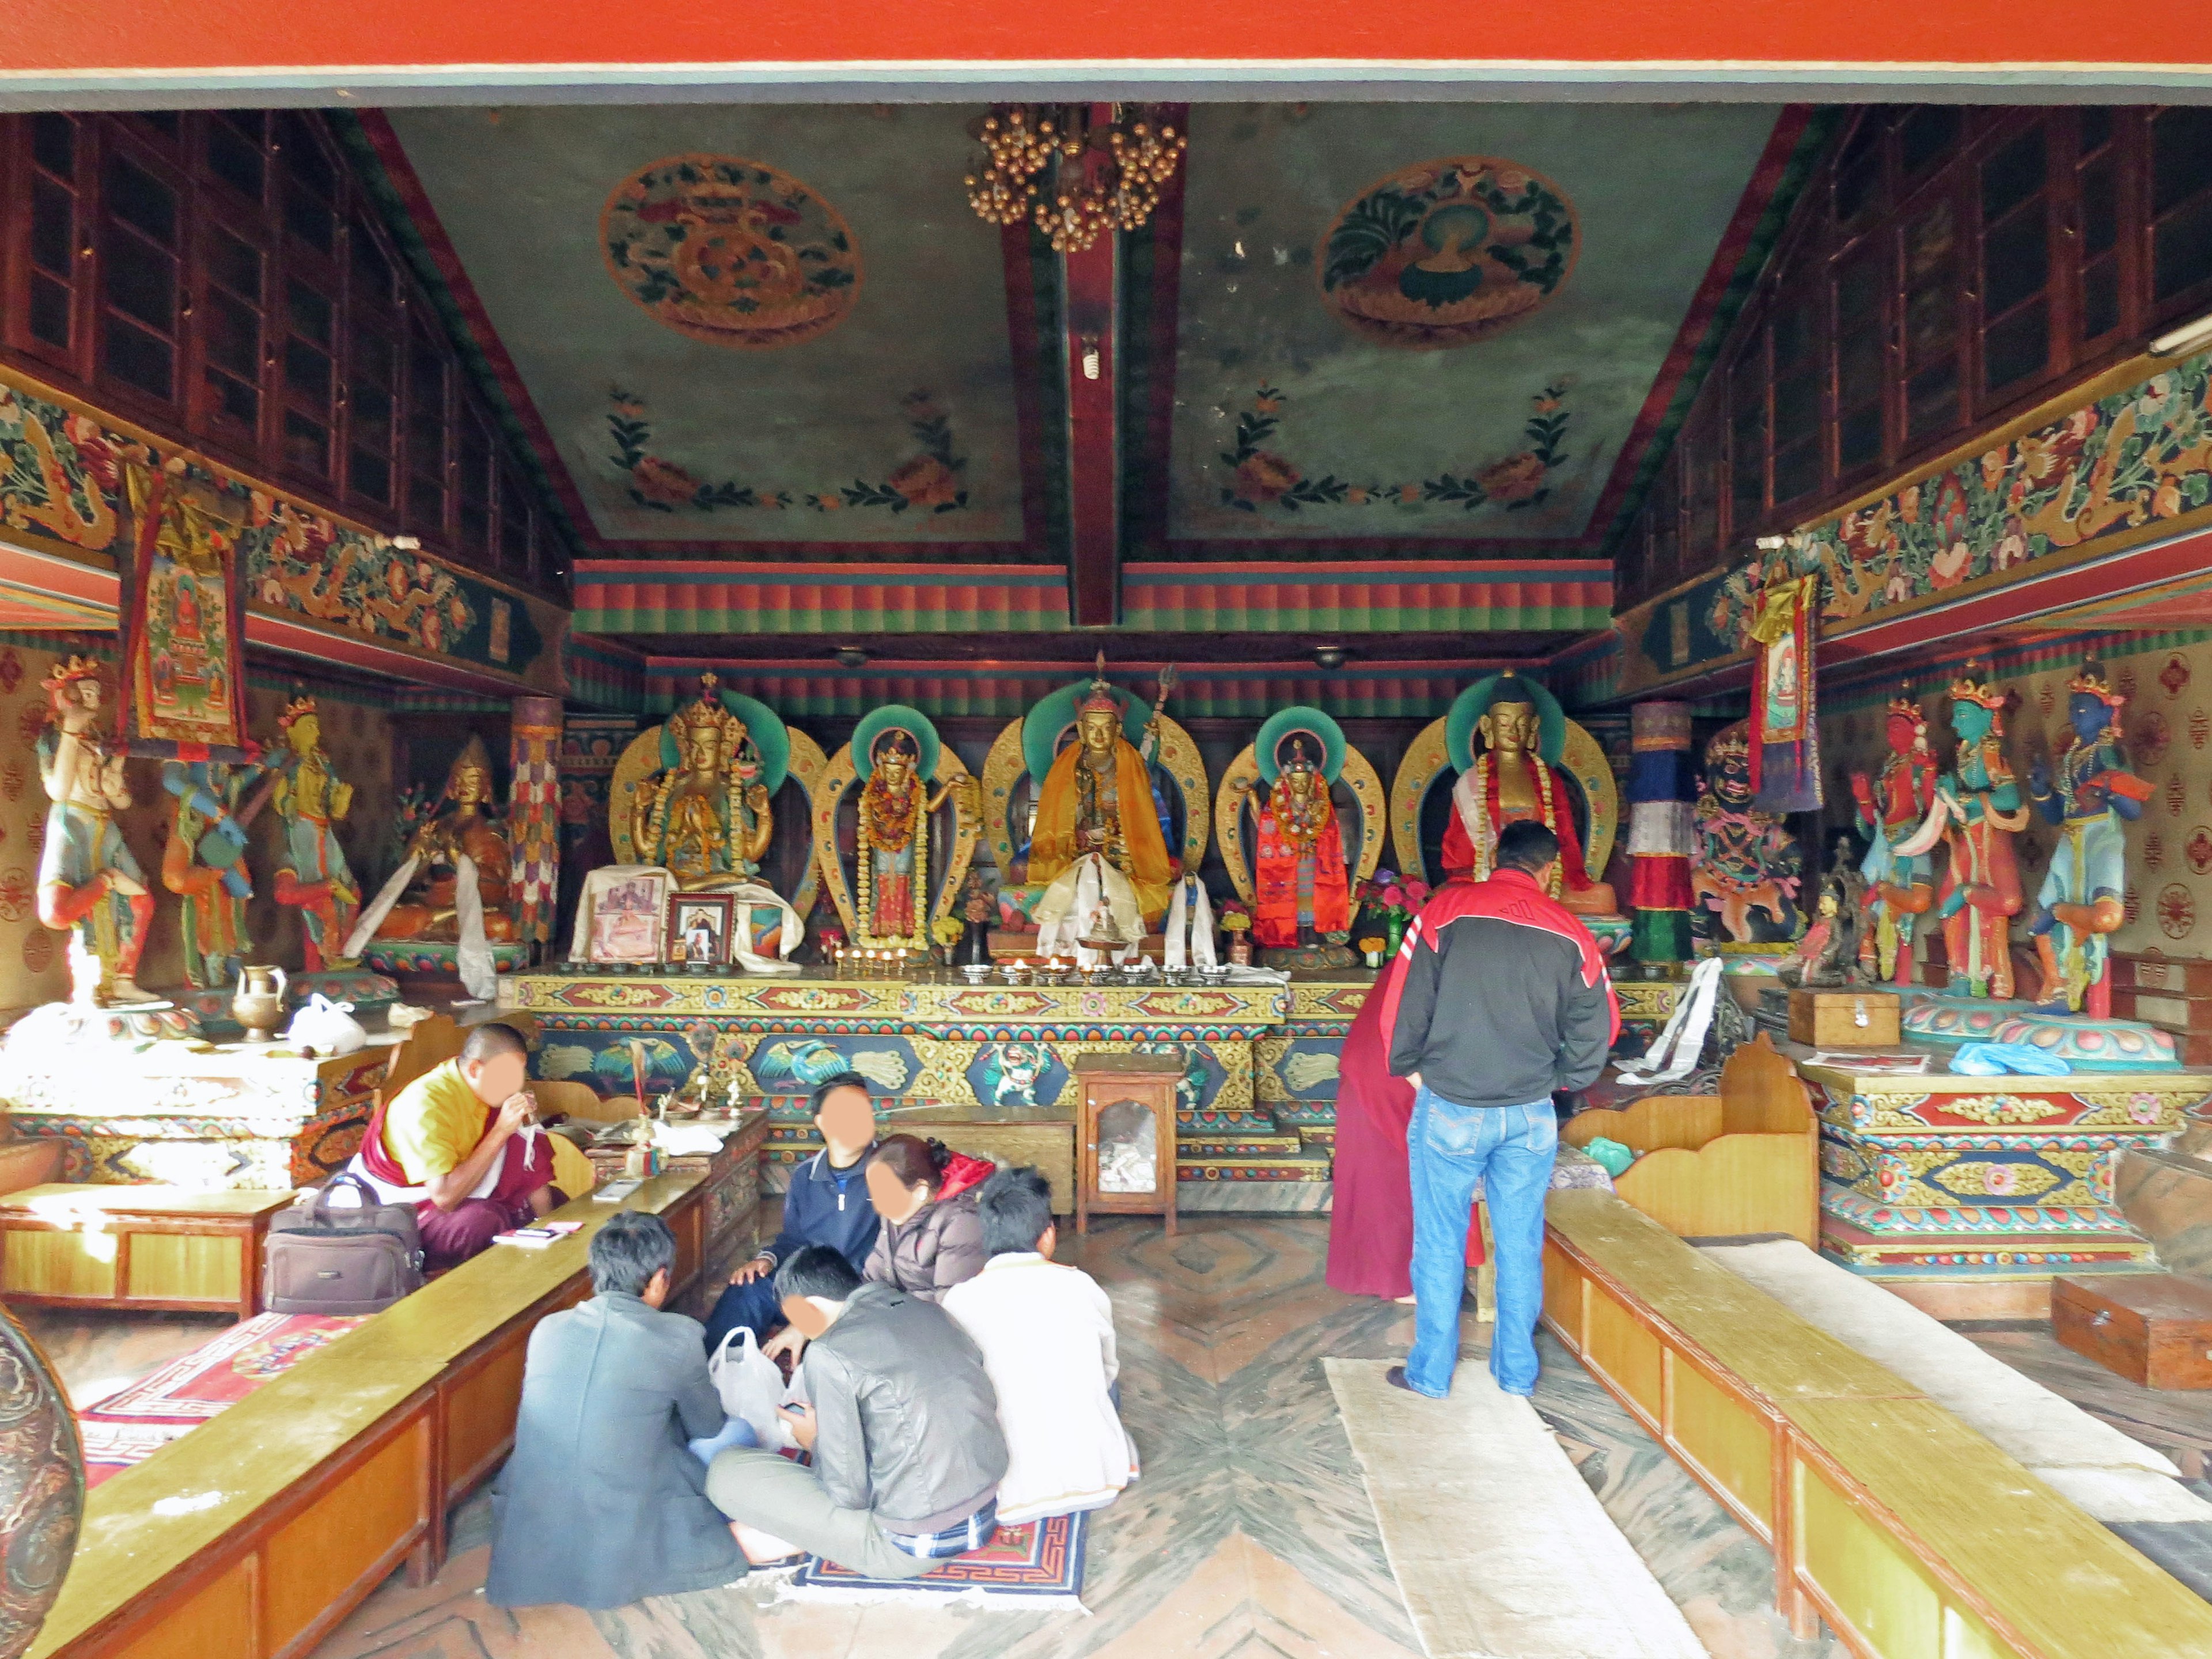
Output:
top-left (1381, 868), bottom-right (1620, 1111)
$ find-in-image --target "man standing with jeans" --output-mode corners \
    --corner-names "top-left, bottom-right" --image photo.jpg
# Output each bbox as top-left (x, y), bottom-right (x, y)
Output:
top-left (1381, 820), bottom-right (1618, 1399)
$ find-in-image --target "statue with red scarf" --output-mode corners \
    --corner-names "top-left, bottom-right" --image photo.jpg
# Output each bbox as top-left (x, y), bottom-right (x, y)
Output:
top-left (1440, 672), bottom-right (1619, 919)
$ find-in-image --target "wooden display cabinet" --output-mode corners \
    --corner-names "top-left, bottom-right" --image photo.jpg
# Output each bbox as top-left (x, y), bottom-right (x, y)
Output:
top-left (1071, 1052), bottom-right (1181, 1236)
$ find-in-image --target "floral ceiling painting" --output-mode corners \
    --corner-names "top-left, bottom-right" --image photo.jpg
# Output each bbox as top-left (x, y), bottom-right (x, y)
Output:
top-left (381, 106), bottom-right (1026, 548)
top-left (1168, 103), bottom-right (1785, 545)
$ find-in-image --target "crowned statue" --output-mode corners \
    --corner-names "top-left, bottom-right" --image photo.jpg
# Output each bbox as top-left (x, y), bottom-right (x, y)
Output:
top-left (849, 706), bottom-right (978, 950)
top-left (1444, 672), bottom-right (1619, 918)
top-left (36, 656), bottom-right (154, 1005)
top-left (1016, 658), bottom-right (1180, 934)
top-left (2027, 661), bottom-right (2148, 1016)
top-left (368, 737), bottom-right (517, 946)
top-left (1690, 720), bottom-right (1804, 945)
top-left (1850, 698), bottom-right (1939, 983)
top-left (631, 673), bottom-right (775, 890)
top-left (1244, 712), bottom-right (1353, 951)
top-left (269, 695), bottom-right (361, 972)
top-left (161, 758), bottom-right (268, 991)
top-left (1895, 665), bottom-right (2026, 999)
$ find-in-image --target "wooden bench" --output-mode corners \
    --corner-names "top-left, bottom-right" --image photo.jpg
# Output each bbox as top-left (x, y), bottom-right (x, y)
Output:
top-left (1544, 1188), bottom-right (2212, 1658)
top-left (0, 1186), bottom-right (297, 1321)
top-left (27, 1164), bottom-right (722, 1659)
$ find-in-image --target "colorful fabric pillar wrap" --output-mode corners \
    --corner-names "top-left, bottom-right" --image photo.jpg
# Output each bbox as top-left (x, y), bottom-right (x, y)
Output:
top-left (1625, 700), bottom-right (1695, 963)
top-left (509, 696), bottom-right (563, 948)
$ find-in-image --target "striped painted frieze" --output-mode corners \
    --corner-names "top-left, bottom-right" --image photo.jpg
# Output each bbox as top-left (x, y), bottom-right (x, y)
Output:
top-left (571, 562), bottom-right (1069, 635)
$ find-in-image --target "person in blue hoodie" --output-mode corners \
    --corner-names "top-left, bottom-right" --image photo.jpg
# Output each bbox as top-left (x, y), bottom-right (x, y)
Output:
top-left (703, 1072), bottom-right (880, 1355)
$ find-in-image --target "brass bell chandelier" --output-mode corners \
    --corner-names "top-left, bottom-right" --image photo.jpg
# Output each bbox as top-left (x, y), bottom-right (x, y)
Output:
top-left (964, 105), bottom-right (1187, 254)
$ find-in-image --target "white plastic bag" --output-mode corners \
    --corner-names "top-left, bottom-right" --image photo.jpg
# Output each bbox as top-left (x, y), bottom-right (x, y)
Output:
top-left (708, 1327), bottom-right (791, 1448)
top-left (283, 993), bottom-right (366, 1056)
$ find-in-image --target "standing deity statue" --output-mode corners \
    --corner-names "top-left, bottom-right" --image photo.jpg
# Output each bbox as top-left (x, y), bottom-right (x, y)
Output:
top-left (1247, 737), bottom-right (1350, 949)
top-left (1444, 671), bottom-right (1619, 916)
top-left (161, 758), bottom-right (267, 990)
top-left (1022, 660), bottom-right (1178, 929)
top-left (1690, 720), bottom-right (1805, 944)
top-left (270, 695), bottom-right (361, 972)
top-left (370, 737), bottom-right (516, 944)
top-left (853, 710), bottom-right (977, 950)
top-left (2027, 661), bottom-right (2148, 1015)
top-left (1850, 698), bottom-right (1940, 983)
top-left (1925, 668), bottom-right (2027, 998)
top-left (631, 674), bottom-right (774, 889)
top-left (35, 656), bottom-right (154, 1004)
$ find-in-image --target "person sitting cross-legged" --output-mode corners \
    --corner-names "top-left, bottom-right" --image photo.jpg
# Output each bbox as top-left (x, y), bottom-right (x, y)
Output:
top-left (349, 1021), bottom-right (563, 1271)
top-left (943, 1166), bottom-right (1137, 1524)
top-left (485, 1211), bottom-right (746, 1609)
top-left (705, 1245), bottom-right (1007, 1578)
top-left (703, 1072), bottom-right (881, 1358)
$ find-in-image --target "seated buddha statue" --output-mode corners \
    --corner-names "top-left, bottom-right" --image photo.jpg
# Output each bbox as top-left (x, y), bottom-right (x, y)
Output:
top-left (1017, 669), bottom-right (1177, 929)
top-left (631, 673), bottom-right (774, 891)
top-left (1442, 672), bottom-right (1619, 918)
top-left (373, 736), bottom-right (517, 943)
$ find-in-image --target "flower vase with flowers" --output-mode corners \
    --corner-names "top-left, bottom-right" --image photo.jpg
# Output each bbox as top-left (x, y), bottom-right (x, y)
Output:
top-left (930, 914), bottom-right (965, 967)
top-left (1357, 869), bottom-right (1430, 957)
top-left (1218, 899), bottom-right (1254, 966)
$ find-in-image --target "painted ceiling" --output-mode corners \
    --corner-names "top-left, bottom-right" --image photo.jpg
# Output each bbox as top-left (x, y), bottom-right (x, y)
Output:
top-left (367, 100), bottom-right (1795, 567)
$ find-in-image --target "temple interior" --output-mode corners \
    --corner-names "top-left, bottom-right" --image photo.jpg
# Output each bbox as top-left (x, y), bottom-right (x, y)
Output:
top-left (5, 41), bottom-right (2212, 1659)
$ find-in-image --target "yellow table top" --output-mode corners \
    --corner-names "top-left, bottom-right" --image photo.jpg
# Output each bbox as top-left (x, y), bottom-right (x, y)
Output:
top-left (27, 1171), bottom-right (705, 1658)
top-left (0, 1184), bottom-right (300, 1219)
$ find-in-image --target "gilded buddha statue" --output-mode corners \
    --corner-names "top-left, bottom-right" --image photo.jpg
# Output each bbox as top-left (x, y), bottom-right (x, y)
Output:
top-left (631, 673), bottom-right (774, 889)
top-left (1020, 662), bottom-right (1177, 929)
top-left (372, 737), bottom-right (517, 944)
top-left (1444, 672), bottom-right (1619, 917)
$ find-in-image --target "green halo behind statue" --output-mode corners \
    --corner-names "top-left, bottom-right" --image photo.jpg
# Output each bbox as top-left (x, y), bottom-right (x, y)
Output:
top-left (1255, 706), bottom-right (1347, 786)
top-left (1446, 671), bottom-right (1566, 773)
top-left (657, 686), bottom-right (791, 797)
top-left (851, 704), bottom-right (942, 784)
top-left (1021, 680), bottom-right (1151, 787)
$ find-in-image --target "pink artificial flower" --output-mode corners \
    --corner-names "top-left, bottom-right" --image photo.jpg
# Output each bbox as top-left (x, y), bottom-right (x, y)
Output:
top-left (1381, 885), bottom-right (1407, 909)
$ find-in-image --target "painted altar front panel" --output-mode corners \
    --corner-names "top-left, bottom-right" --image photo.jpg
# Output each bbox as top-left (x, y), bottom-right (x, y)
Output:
top-left (1799, 1058), bottom-right (2206, 1284)
top-left (1, 1046), bottom-right (387, 1188)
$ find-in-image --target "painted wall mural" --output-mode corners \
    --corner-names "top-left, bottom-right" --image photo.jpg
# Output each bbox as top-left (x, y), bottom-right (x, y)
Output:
top-left (382, 106), bottom-right (1027, 547)
top-left (602, 153), bottom-right (861, 351)
top-left (0, 373), bottom-right (548, 682)
top-left (1628, 352), bottom-right (2212, 693)
top-left (1318, 157), bottom-right (1578, 350)
top-left (1169, 103), bottom-right (1785, 543)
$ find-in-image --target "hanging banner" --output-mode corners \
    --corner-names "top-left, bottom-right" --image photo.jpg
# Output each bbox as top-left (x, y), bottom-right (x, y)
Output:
top-left (117, 462), bottom-right (252, 761)
top-left (1746, 573), bottom-right (1821, 814)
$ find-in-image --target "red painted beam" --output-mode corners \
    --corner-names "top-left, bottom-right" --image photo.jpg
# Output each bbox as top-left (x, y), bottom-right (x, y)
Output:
top-left (1062, 122), bottom-right (1122, 630)
top-left (7, 2), bottom-right (2212, 75)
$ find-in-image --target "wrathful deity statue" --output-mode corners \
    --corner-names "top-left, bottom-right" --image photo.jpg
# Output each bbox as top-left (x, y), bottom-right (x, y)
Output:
top-left (270, 695), bottom-right (360, 972)
top-left (1850, 698), bottom-right (1939, 983)
top-left (370, 737), bottom-right (516, 945)
top-left (1022, 661), bottom-right (1179, 929)
top-left (631, 673), bottom-right (774, 889)
top-left (36, 656), bottom-right (153, 1004)
top-left (2028, 661), bottom-right (2148, 1016)
top-left (161, 758), bottom-right (270, 991)
top-left (1690, 721), bottom-right (1804, 945)
top-left (1893, 666), bottom-right (2027, 999)
top-left (852, 707), bottom-right (978, 950)
top-left (1444, 671), bottom-right (1618, 918)
top-left (1247, 734), bottom-right (1350, 949)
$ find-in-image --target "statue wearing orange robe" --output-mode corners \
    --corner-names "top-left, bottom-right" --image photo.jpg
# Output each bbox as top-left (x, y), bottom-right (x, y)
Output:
top-left (1025, 688), bottom-right (1177, 928)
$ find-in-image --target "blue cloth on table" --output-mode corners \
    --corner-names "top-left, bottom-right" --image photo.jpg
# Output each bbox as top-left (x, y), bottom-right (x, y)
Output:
top-left (1951, 1042), bottom-right (2071, 1076)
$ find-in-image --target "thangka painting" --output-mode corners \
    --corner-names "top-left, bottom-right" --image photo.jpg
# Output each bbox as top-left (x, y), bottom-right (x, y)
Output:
top-left (118, 463), bottom-right (251, 759)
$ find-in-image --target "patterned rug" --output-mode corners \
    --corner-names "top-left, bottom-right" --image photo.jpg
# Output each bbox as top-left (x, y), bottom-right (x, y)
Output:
top-left (781, 1509), bottom-right (1089, 1608)
top-left (78, 1310), bottom-right (363, 1487)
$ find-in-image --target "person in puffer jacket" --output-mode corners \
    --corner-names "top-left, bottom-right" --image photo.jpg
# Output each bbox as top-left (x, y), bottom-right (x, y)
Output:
top-left (863, 1134), bottom-right (991, 1301)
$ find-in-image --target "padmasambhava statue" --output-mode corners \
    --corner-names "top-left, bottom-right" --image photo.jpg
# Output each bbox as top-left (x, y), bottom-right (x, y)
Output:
top-left (632, 673), bottom-right (774, 889)
top-left (36, 656), bottom-right (154, 1003)
top-left (372, 736), bottom-right (516, 944)
top-left (1023, 660), bottom-right (1178, 929)
top-left (1444, 671), bottom-right (1618, 917)
top-left (269, 695), bottom-right (361, 972)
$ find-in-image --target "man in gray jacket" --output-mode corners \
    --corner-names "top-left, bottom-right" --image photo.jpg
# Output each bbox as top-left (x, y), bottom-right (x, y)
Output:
top-left (486, 1211), bottom-right (745, 1608)
top-left (707, 1244), bottom-right (1007, 1577)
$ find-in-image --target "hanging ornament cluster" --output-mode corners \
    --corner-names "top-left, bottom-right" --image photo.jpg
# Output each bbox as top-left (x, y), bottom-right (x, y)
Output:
top-left (963, 105), bottom-right (1187, 253)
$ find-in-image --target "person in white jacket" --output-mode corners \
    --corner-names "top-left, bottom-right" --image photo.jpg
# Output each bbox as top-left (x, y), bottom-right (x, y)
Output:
top-left (942, 1166), bottom-right (1138, 1524)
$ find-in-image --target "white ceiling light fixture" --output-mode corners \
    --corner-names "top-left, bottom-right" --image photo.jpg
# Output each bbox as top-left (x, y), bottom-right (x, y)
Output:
top-left (2149, 308), bottom-right (2212, 359)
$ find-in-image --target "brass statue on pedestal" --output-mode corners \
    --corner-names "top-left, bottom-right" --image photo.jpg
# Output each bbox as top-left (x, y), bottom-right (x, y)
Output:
top-left (630, 674), bottom-right (775, 889)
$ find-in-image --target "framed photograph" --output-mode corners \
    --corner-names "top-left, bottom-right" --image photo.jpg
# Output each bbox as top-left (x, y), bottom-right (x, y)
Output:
top-left (585, 870), bottom-right (672, 965)
top-left (666, 892), bottom-right (735, 968)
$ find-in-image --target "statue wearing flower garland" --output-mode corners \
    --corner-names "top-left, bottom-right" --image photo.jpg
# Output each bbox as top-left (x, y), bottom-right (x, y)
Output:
top-left (852, 710), bottom-right (978, 950)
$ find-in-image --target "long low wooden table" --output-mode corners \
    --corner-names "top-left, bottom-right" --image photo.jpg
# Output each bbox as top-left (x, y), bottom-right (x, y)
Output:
top-left (1543, 1189), bottom-right (2212, 1659)
top-left (0, 1186), bottom-right (296, 1321)
top-left (28, 1168), bottom-right (721, 1659)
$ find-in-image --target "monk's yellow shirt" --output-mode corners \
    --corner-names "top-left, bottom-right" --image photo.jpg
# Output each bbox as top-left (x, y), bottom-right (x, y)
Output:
top-left (380, 1058), bottom-right (597, 1196)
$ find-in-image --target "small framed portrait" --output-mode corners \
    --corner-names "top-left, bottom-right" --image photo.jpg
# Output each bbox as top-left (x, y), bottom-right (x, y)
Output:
top-left (666, 892), bottom-right (735, 969)
top-left (585, 870), bottom-right (672, 965)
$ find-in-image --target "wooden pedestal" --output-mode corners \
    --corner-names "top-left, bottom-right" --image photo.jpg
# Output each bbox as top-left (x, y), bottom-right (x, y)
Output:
top-left (1071, 1052), bottom-right (1181, 1236)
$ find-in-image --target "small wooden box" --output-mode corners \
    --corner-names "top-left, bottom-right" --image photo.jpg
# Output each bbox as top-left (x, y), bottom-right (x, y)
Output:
top-left (2052, 1274), bottom-right (2212, 1390)
top-left (1787, 987), bottom-right (1901, 1048)
top-left (1071, 1052), bottom-right (1181, 1237)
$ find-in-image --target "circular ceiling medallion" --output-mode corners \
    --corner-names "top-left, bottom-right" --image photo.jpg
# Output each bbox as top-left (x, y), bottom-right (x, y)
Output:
top-left (601, 154), bottom-right (861, 351)
top-left (1317, 157), bottom-right (1578, 350)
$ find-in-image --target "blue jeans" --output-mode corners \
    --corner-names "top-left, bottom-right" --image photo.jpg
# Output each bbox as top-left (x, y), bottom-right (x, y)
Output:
top-left (1406, 1086), bottom-right (1558, 1398)
top-left (687, 1414), bottom-right (760, 1467)
top-left (702, 1274), bottom-right (783, 1353)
